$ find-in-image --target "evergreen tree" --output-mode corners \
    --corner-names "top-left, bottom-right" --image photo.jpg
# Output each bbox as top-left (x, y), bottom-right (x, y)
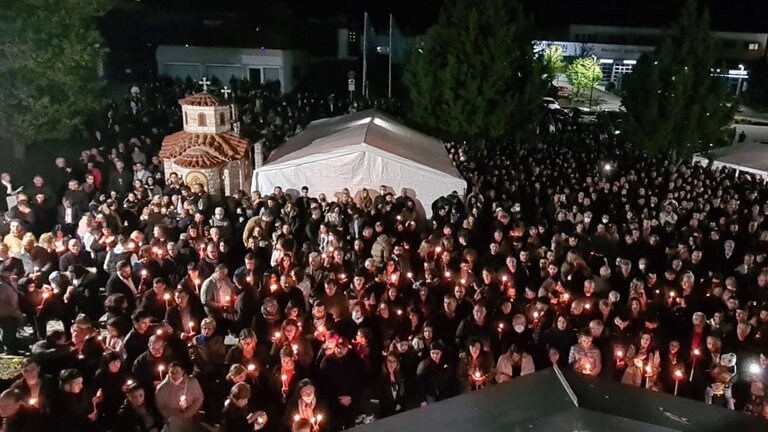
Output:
top-left (404, 0), bottom-right (546, 149)
top-left (622, 0), bottom-right (735, 161)
top-left (0, 0), bottom-right (110, 154)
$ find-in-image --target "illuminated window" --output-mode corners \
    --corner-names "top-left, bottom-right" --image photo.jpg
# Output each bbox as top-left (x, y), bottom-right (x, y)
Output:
top-left (748, 42), bottom-right (760, 50)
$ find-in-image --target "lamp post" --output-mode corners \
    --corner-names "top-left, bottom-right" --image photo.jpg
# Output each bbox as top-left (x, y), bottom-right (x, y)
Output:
top-left (736, 64), bottom-right (745, 98)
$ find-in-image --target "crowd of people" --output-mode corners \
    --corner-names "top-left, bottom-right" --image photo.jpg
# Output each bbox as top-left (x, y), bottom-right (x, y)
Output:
top-left (0, 78), bottom-right (767, 432)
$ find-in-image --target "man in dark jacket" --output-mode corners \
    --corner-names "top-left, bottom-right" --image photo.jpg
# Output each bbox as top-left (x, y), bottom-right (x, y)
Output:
top-left (0, 388), bottom-right (44, 432)
top-left (112, 383), bottom-right (163, 432)
top-left (318, 337), bottom-right (367, 431)
top-left (416, 342), bottom-right (458, 403)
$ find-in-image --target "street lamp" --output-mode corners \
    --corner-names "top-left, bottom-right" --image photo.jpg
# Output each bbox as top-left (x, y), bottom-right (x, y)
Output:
top-left (736, 64), bottom-right (745, 98)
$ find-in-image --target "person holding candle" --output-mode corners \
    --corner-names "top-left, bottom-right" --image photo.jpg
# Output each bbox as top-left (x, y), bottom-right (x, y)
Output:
top-left (271, 346), bottom-right (309, 405)
top-left (112, 383), bottom-right (163, 432)
top-left (189, 318), bottom-right (226, 424)
top-left (124, 310), bottom-right (154, 368)
top-left (165, 287), bottom-right (206, 339)
top-left (271, 318), bottom-right (314, 370)
top-left (53, 368), bottom-right (97, 432)
top-left (0, 388), bottom-right (44, 432)
top-left (155, 362), bottom-right (205, 432)
top-left (132, 335), bottom-right (174, 406)
top-left (226, 328), bottom-right (270, 374)
top-left (106, 260), bottom-right (140, 312)
top-left (138, 277), bottom-right (171, 322)
top-left (284, 379), bottom-right (328, 432)
top-left (457, 338), bottom-right (495, 393)
top-left (200, 263), bottom-right (236, 331)
top-left (9, 356), bottom-right (56, 414)
top-left (568, 329), bottom-right (602, 376)
top-left (222, 382), bottom-right (269, 432)
top-left (92, 351), bottom-right (128, 429)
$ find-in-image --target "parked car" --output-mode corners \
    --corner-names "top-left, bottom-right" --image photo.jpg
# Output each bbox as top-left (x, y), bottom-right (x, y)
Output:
top-left (542, 97), bottom-right (561, 110)
top-left (573, 107), bottom-right (598, 124)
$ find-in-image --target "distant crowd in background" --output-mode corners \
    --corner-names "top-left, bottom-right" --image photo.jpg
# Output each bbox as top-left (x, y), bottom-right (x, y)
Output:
top-left (0, 78), bottom-right (767, 432)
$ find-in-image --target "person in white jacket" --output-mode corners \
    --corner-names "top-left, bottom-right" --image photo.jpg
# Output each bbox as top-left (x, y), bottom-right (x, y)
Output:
top-left (155, 362), bottom-right (205, 432)
top-left (495, 344), bottom-right (535, 383)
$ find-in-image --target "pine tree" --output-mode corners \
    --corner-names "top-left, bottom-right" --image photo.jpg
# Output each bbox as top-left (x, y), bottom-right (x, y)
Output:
top-left (0, 0), bottom-right (110, 154)
top-left (622, 0), bottom-right (735, 161)
top-left (404, 0), bottom-right (546, 149)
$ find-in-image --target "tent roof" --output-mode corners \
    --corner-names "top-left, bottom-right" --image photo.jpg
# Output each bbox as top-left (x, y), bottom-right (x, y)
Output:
top-left (706, 142), bottom-right (768, 174)
top-left (351, 368), bottom-right (768, 432)
top-left (262, 109), bottom-right (463, 180)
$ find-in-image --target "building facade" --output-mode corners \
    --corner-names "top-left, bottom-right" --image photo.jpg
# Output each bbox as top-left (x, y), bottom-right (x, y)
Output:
top-left (156, 45), bottom-right (308, 93)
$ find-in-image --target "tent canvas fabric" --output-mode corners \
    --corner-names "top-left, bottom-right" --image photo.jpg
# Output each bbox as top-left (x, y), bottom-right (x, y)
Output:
top-left (692, 142), bottom-right (768, 179)
top-left (252, 110), bottom-right (467, 216)
top-left (350, 368), bottom-right (768, 432)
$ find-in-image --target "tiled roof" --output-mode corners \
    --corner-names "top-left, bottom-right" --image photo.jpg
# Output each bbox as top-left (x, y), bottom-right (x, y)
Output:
top-left (160, 131), bottom-right (249, 169)
top-left (178, 92), bottom-right (225, 107)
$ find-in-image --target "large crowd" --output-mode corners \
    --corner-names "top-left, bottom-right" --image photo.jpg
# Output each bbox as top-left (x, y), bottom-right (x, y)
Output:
top-left (0, 78), bottom-right (767, 432)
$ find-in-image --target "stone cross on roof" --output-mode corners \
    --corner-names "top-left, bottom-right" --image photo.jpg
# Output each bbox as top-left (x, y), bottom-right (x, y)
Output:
top-left (198, 77), bottom-right (211, 92)
top-left (221, 86), bottom-right (232, 99)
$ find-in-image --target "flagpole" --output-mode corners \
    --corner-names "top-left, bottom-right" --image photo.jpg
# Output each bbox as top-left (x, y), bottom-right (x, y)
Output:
top-left (362, 12), bottom-right (369, 99)
top-left (388, 13), bottom-right (393, 99)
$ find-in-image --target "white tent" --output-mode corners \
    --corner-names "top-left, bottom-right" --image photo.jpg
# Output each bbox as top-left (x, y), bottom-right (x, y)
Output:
top-left (692, 142), bottom-right (768, 180)
top-left (252, 109), bottom-right (466, 216)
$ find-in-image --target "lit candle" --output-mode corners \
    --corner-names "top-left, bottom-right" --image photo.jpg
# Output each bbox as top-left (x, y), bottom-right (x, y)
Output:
top-left (247, 363), bottom-right (256, 372)
top-left (533, 311), bottom-right (540, 320)
top-left (673, 370), bottom-right (683, 396)
top-left (669, 291), bottom-right (676, 299)
top-left (444, 271), bottom-right (451, 278)
top-left (391, 274), bottom-right (397, 283)
top-left (163, 292), bottom-right (171, 308)
top-left (225, 295), bottom-right (232, 305)
top-left (435, 246), bottom-right (442, 254)
top-left (126, 379), bottom-right (134, 387)
top-left (246, 275), bottom-right (253, 284)
top-left (501, 275), bottom-right (508, 283)
top-left (273, 331), bottom-right (281, 342)
top-left (270, 284), bottom-right (278, 292)
top-left (562, 293), bottom-right (570, 302)
top-left (460, 278), bottom-right (466, 285)
top-left (141, 269), bottom-right (148, 279)
top-left (292, 344), bottom-right (298, 355)
top-left (584, 303), bottom-right (591, 310)
top-left (311, 414), bottom-right (323, 429)
top-left (28, 398), bottom-right (37, 406)
top-left (615, 349), bottom-right (623, 367)
top-left (293, 414), bottom-right (301, 422)
top-left (406, 272), bottom-right (413, 280)
top-left (689, 348), bottom-right (700, 382)
top-left (156, 329), bottom-right (163, 336)
top-left (339, 273), bottom-right (346, 281)
top-left (584, 363), bottom-right (592, 375)
top-left (188, 321), bottom-right (195, 334)
top-left (193, 278), bottom-right (200, 294)
top-left (645, 364), bottom-right (653, 389)
top-left (158, 364), bottom-right (166, 379)
top-left (396, 309), bottom-right (403, 316)
top-left (179, 394), bottom-right (188, 409)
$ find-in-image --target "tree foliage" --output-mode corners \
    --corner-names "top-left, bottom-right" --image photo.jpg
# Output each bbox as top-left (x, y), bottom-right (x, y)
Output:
top-left (541, 44), bottom-right (565, 84)
top-left (0, 0), bottom-right (110, 148)
top-left (622, 0), bottom-right (735, 161)
top-left (566, 57), bottom-right (602, 97)
top-left (403, 0), bottom-right (546, 148)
